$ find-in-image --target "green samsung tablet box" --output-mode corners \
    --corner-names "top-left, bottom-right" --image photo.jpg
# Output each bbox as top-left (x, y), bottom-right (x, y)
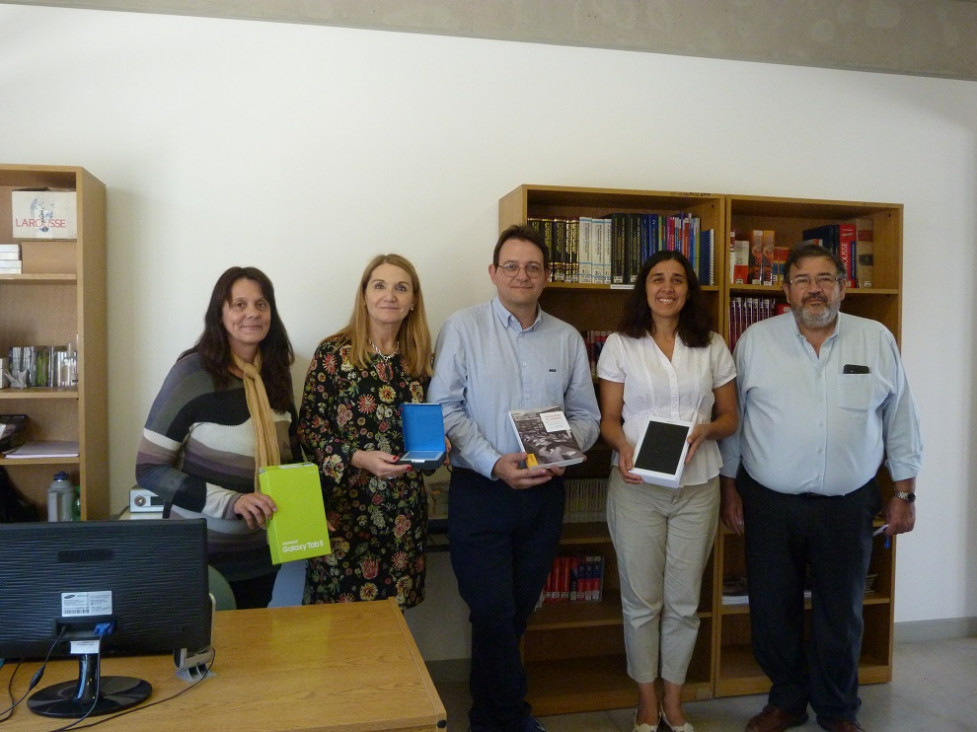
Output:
top-left (258, 462), bottom-right (331, 564)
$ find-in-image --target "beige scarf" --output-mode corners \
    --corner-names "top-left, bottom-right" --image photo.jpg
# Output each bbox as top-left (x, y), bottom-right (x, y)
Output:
top-left (232, 351), bottom-right (281, 487)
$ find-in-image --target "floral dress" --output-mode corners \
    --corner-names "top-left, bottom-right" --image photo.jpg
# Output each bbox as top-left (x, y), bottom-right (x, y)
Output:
top-left (297, 337), bottom-right (428, 608)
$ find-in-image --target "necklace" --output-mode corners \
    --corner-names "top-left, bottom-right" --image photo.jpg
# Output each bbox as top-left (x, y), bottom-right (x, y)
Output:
top-left (369, 339), bottom-right (399, 361)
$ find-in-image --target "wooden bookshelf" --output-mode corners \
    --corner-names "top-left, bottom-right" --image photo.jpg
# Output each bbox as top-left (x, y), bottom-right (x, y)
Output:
top-left (0, 164), bottom-right (108, 519)
top-left (500, 184), bottom-right (902, 709)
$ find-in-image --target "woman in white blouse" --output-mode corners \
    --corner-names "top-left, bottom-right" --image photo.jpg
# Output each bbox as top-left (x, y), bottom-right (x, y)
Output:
top-left (597, 251), bottom-right (737, 732)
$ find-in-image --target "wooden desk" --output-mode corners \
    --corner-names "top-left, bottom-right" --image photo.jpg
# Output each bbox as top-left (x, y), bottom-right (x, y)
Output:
top-left (2, 599), bottom-right (446, 731)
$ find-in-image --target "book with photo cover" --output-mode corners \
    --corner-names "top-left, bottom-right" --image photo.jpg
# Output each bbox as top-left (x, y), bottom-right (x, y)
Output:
top-left (508, 406), bottom-right (586, 469)
top-left (631, 417), bottom-right (694, 489)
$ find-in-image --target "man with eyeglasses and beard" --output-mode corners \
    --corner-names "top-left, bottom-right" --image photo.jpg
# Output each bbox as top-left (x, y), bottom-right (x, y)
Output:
top-left (719, 244), bottom-right (922, 732)
top-left (427, 224), bottom-right (600, 732)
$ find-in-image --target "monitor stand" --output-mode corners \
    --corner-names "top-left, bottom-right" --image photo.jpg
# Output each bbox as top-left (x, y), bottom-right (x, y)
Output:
top-left (27, 652), bottom-right (151, 719)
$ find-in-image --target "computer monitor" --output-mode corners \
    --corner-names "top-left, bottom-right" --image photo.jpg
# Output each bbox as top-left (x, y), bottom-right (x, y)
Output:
top-left (0, 518), bottom-right (212, 719)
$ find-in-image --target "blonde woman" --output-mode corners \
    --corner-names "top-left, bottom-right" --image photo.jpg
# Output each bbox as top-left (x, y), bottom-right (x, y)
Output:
top-left (298, 254), bottom-right (434, 608)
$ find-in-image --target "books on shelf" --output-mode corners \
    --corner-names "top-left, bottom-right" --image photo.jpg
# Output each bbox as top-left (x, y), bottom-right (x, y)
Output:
top-left (542, 554), bottom-right (605, 604)
top-left (747, 230), bottom-right (776, 285)
top-left (728, 296), bottom-right (780, 352)
top-left (508, 406), bottom-right (586, 469)
top-left (563, 478), bottom-right (607, 523)
top-left (631, 417), bottom-right (694, 489)
top-left (258, 462), bottom-right (331, 564)
top-left (528, 214), bottom-right (714, 286)
top-left (801, 223), bottom-right (857, 287)
top-left (582, 329), bottom-right (610, 380)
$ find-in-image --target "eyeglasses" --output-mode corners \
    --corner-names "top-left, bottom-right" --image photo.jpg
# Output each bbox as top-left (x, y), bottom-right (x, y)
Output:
top-left (787, 274), bottom-right (843, 289)
top-left (499, 262), bottom-right (545, 279)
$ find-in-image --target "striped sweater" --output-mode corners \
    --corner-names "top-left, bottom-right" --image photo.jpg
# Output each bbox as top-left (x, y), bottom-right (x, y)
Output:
top-left (135, 353), bottom-right (298, 581)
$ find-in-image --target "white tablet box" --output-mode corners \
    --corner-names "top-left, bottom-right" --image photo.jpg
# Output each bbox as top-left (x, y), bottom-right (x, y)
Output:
top-left (631, 417), bottom-right (694, 489)
top-left (399, 403), bottom-right (445, 471)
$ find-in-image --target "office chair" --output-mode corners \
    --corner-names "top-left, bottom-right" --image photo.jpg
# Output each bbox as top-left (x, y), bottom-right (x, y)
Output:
top-left (207, 565), bottom-right (237, 611)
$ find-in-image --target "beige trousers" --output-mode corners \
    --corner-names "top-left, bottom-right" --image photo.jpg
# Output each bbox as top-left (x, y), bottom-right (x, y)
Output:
top-left (606, 470), bottom-right (719, 684)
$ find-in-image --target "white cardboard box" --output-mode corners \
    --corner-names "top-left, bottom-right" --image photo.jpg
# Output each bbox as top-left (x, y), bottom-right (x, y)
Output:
top-left (11, 190), bottom-right (77, 239)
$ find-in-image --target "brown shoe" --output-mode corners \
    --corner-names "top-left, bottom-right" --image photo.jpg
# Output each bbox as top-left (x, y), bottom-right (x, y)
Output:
top-left (745, 705), bottom-right (809, 732)
top-left (816, 719), bottom-right (865, 732)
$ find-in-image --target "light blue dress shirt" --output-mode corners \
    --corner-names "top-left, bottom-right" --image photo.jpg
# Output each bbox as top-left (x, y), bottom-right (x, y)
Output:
top-left (427, 297), bottom-right (601, 479)
top-left (719, 312), bottom-right (922, 495)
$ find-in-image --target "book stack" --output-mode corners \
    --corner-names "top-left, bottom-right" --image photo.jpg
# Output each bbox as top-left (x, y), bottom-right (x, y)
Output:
top-left (0, 244), bottom-right (22, 275)
top-left (721, 575), bottom-right (749, 606)
top-left (542, 554), bottom-right (605, 604)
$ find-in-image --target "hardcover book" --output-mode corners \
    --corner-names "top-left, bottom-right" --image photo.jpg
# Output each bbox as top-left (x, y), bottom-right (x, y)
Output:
top-left (631, 417), bottom-right (694, 489)
top-left (730, 236), bottom-right (750, 284)
top-left (258, 463), bottom-right (331, 564)
top-left (400, 403), bottom-right (445, 470)
top-left (854, 217), bottom-right (874, 288)
top-left (508, 406), bottom-right (586, 469)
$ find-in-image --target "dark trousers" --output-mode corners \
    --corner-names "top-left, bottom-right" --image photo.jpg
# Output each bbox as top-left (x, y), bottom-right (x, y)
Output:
top-left (448, 468), bottom-right (565, 732)
top-left (737, 469), bottom-right (881, 724)
top-left (227, 571), bottom-right (278, 609)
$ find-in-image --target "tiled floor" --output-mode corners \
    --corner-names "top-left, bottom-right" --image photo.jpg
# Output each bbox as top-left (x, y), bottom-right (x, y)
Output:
top-left (432, 636), bottom-right (977, 731)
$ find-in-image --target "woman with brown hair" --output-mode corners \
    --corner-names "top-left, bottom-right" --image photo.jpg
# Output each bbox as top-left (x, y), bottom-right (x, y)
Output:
top-left (598, 251), bottom-right (737, 732)
top-left (136, 265), bottom-right (298, 609)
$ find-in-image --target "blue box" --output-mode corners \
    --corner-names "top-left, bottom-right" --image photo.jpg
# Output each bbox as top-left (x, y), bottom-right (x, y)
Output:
top-left (400, 404), bottom-right (446, 471)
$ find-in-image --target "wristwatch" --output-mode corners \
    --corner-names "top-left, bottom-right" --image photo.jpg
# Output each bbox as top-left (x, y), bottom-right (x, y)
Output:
top-left (894, 490), bottom-right (916, 504)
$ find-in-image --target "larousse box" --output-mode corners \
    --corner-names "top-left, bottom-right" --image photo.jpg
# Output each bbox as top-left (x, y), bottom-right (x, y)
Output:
top-left (11, 190), bottom-right (77, 239)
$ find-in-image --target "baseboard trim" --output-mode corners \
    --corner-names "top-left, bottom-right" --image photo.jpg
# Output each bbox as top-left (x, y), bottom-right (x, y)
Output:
top-left (893, 616), bottom-right (977, 642)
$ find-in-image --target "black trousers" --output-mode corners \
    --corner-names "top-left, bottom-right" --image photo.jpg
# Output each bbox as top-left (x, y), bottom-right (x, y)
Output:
top-left (448, 468), bottom-right (565, 732)
top-left (737, 468), bottom-right (881, 724)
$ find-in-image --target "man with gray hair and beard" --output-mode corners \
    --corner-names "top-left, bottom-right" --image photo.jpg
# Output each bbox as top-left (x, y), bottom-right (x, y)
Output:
top-left (718, 244), bottom-right (922, 732)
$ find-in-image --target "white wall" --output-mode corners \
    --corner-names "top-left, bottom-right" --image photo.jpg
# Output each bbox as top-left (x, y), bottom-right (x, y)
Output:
top-left (2, 6), bottom-right (975, 659)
